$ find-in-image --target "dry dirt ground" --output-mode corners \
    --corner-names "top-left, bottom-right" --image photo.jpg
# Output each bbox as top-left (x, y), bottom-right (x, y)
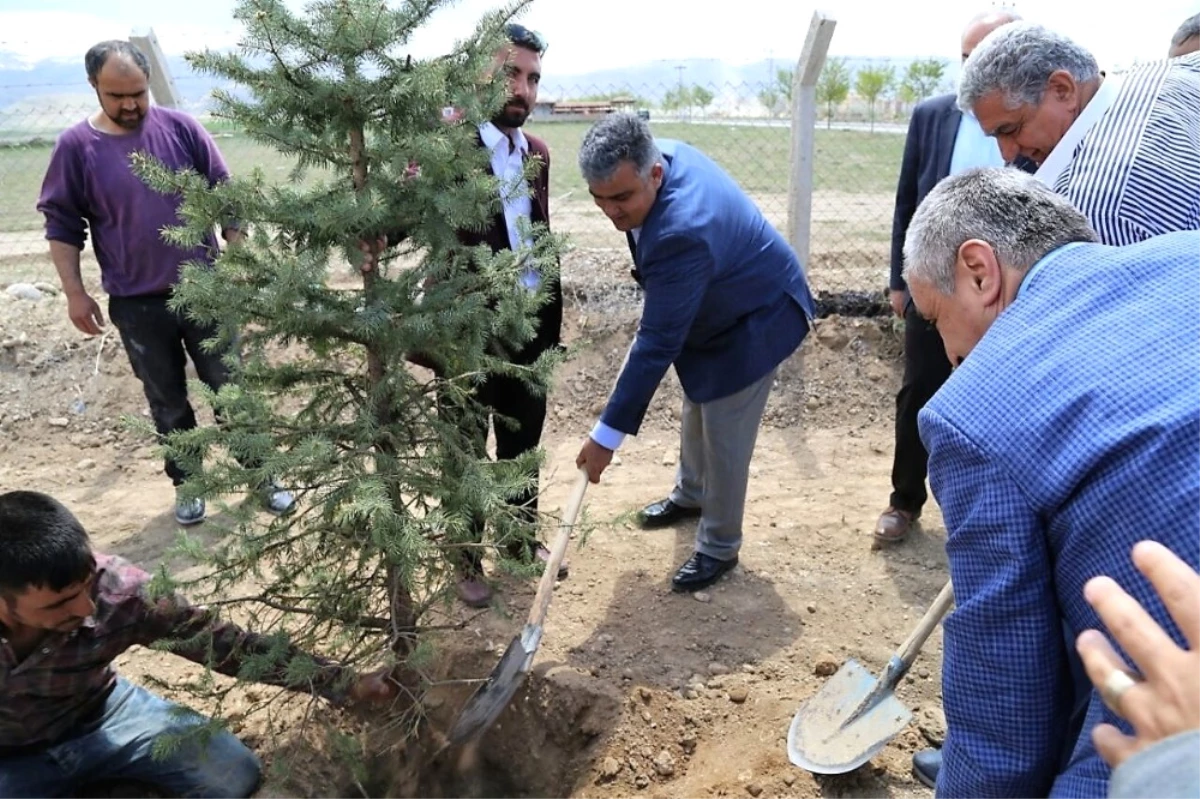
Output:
top-left (0, 249), bottom-right (950, 799)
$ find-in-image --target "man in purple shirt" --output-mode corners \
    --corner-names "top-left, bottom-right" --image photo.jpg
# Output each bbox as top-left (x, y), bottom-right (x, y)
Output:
top-left (0, 490), bottom-right (397, 797)
top-left (36, 40), bottom-right (293, 525)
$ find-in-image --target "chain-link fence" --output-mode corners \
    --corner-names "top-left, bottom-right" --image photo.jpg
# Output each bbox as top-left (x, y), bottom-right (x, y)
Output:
top-left (1, 63), bottom-right (940, 293)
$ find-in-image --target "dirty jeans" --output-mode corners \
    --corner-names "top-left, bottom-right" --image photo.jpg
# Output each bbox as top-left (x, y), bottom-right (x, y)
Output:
top-left (0, 678), bottom-right (261, 798)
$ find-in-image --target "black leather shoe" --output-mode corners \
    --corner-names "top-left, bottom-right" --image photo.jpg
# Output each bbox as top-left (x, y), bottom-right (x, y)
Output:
top-left (638, 498), bottom-right (702, 529)
top-left (912, 748), bottom-right (941, 789)
top-left (671, 552), bottom-right (738, 592)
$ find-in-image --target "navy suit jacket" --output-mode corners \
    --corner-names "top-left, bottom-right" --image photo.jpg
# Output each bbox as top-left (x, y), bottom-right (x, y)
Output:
top-left (600, 139), bottom-right (816, 436)
top-left (890, 93), bottom-right (960, 292)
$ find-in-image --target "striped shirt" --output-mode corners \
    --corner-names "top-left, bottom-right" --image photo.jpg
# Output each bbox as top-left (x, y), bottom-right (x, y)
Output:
top-left (1049, 53), bottom-right (1200, 245)
top-left (0, 554), bottom-right (349, 751)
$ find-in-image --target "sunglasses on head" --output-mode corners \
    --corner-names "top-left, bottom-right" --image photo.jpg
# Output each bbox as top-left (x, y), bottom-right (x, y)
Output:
top-left (505, 23), bottom-right (548, 54)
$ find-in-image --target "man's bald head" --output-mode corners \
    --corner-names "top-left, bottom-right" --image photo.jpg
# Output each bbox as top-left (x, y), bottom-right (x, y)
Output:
top-left (961, 8), bottom-right (1022, 61)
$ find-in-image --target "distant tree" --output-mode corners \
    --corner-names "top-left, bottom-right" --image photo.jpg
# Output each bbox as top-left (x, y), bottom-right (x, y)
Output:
top-left (691, 84), bottom-right (715, 114)
top-left (662, 85), bottom-right (692, 116)
top-left (776, 67), bottom-right (794, 106)
top-left (855, 65), bottom-right (895, 132)
top-left (816, 57), bottom-right (851, 129)
top-left (899, 58), bottom-right (947, 104)
top-left (758, 87), bottom-right (785, 118)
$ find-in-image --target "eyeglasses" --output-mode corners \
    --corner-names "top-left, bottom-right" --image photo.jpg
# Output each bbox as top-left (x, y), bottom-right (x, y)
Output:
top-left (505, 23), bottom-right (548, 55)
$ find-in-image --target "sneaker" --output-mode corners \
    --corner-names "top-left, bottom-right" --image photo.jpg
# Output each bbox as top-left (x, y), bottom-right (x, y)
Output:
top-left (174, 492), bottom-right (206, 526)
top-left (261, 480), bottom-right (296, 515)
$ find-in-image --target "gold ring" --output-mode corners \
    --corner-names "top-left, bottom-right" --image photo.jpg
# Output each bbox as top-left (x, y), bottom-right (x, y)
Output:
top-left (1101, 669), bottom-right (1141, 713)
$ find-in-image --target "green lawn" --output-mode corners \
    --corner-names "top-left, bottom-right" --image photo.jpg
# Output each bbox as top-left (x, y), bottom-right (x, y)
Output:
top-left (0, 121), bottom-right (903, 235)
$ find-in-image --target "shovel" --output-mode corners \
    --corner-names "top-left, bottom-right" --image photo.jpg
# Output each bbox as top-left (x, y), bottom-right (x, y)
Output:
top-left (787, 580), bottom-right (954, 774)
top-left (444, 468), bottom-right (590, 746)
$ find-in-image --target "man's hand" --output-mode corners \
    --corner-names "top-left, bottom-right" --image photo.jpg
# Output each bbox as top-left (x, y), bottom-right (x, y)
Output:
top-left (347, 666), bottom-right (400, 705)
top-left (66, 290), bottom-right (105, 336)
top-left (1075, 540), bottom-right (1200, 768)
top-left (576, 437), bottom-right (614, 484)
top-left (889, 288), bottom-right (909, 318)
top-left (358, 236), bottom-right (388, 274)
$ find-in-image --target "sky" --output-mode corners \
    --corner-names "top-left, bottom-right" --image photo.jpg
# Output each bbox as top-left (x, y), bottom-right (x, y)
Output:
top-left (0, 0), bottom-right (1196, 75)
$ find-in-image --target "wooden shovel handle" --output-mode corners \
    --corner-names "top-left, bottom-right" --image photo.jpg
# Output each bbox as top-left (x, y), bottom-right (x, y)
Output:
top-left (526, 469), bottom-right (590, 628)
top-left (896, 581), bottom-right (955, 669)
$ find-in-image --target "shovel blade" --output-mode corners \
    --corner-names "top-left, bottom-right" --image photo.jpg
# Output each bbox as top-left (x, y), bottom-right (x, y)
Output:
top-left (446, 624), bottom-right (541, 746)
top-left (787, 659), bottom-right (913, 774)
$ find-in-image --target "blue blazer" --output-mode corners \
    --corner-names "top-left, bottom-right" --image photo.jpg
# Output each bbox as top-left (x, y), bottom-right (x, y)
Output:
top-left (920, 232), bottom-right (1200, 798)
top-left (600, 139), bottom-right (816, 435)
top-left (890, 93), bottom-right (960, 292)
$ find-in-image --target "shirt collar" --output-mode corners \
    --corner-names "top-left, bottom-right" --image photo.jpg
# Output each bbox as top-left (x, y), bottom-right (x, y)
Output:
top-left (1034, 73), bottom-right (1123, 187)
top-left (1015, 241), bottom-right (1090, 299)
top-left (478, 121), bottom-right (529, 157)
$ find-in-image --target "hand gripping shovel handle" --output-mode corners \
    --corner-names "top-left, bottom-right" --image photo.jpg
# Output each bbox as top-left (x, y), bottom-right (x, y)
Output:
top-left (525, 468), bottom-right (590, 628)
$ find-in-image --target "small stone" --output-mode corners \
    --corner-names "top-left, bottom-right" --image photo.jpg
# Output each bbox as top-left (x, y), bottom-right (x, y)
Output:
top-left (747, 782), bottom-right (763, 796)
top-left (635, 774), bottom-right (650, 789)
top-left (728, 686), bottom-right (749, 703)
top-left (918, 666), bottom-right (931, 679)
top-left (684, 688), bottom-right (699, 700)
top-left (48, 417), bottom-right (69, 428)
top-left (693, 591), bottom-right (712, 603)
top-left (653, 750), bottom-right (675, 776)
top-left (814, 654), bottom-right (839, 677)
top-left (5, 283), bottom-right (43, 301)
top-left (707, 662), bottom-right (729, 676)
top-left (662, 450), bottom-right (676, 466)
top-left (783, 772), bottom-right (797, 786)
top-left (76, 458), bottom-right (96, 470)
top-left (638, 686), bottom-right (652, 703)
top-left (599, 756), bottom-right (622, 780)
top-left (806, 603), bottom-right (818, 613)
top-left (611, 454), bottom-right (622, 466)
top-left (423, 694), bottom-right (444, 710)
top-left (640, 709), bottom-right (652, 723)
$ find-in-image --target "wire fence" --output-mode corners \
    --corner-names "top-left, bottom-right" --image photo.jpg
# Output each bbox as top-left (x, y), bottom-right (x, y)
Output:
top-left (0, 70), bottom-right (938, 294)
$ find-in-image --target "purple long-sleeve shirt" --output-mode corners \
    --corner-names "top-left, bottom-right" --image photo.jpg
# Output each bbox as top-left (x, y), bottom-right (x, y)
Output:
top-left (36, 106), bottom-right (230, 297)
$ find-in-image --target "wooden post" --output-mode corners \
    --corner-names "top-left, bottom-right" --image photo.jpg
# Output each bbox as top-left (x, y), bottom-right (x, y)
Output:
top-left (130, 28), bottom-right (182, 109)
top-left (786, 11), bottom-right (837, 264)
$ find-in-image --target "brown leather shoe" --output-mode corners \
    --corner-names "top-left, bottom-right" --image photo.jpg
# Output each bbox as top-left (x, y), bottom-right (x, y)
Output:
top-left (456, 574), bottom-right (493, 608)
top-left (874, 507), bottom-right (918, 543)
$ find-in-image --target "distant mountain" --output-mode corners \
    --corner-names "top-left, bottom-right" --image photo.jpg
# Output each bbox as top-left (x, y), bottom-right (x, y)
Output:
top-left (0, 50), bottom-right (955, 131)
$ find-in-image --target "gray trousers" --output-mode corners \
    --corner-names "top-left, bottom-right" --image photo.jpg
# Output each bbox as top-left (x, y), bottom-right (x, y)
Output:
top-left (668, 368), bottom-right (776, 561)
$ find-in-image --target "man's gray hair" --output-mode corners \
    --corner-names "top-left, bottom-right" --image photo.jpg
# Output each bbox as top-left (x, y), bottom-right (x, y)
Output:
top-left (578, 112), bottom-right (661, 183)
top-left (1171, 13), bottom-right (1200, 51)
top-left (85, 40), bottom-right (151, 82)
top-left (902, 167), bottom-right (1097, 294)
top-left (958, 22), bottom-right (1099, 113)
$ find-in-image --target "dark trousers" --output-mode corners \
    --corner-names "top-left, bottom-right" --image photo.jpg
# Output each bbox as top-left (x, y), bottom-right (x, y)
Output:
top-left (108, 295), bottom-right (238, 486)
top-left (889, 301), bottom-right (954, 514)
top-left (438, 369), bottom-right (548, 571)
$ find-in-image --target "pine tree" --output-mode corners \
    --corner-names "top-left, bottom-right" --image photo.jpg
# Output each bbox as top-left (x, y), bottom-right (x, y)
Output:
top-left (132, 0), bottom-right (565, 708)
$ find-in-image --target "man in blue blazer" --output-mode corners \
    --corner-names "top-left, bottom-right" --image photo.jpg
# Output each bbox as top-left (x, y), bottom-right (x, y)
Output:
top-left (903, 166), bottom-right (1200, 798)
top-left (875, 8), bottom-right (1020, 547)
top-left (574, 112), bottom-right (815, 592)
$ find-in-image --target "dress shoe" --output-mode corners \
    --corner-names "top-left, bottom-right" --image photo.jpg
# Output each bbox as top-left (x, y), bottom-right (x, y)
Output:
top-left (455, 575), bottom-right (493, 608)
top-left (912, 748), bottom-right (941, 789)
top-left (874, 506), bottom-right (919, 543)
top-left (671, 552), bottom-right (738, 592)
top-left (638, 498), bottom-right (702, 529)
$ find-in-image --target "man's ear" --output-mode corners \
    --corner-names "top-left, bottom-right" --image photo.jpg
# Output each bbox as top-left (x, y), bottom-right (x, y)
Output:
top-left (1046, 69), bottom-right (1078, 104)
top-left (957, 239), bottom-right (1002, 303)
top-left (650, 162), bottom-right (664, 188)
